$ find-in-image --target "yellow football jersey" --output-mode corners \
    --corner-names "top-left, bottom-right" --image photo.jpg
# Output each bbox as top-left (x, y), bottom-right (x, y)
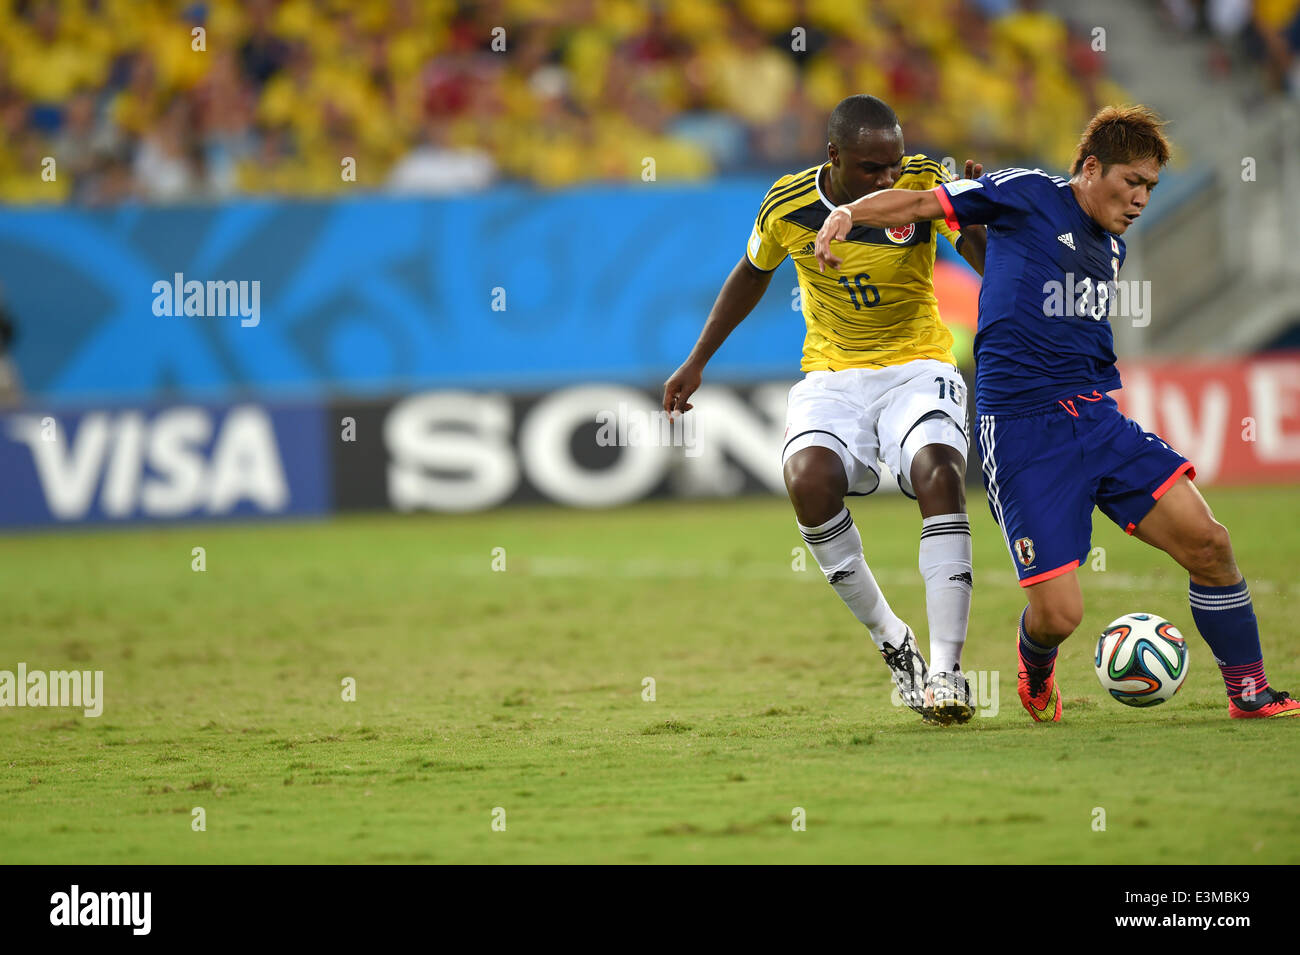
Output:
top-left (746, 154), bottom-right (964, 371)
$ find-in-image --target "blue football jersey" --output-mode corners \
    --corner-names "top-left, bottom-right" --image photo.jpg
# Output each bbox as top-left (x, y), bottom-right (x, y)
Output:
top-left (934, 168), bottom-right (1126, 414)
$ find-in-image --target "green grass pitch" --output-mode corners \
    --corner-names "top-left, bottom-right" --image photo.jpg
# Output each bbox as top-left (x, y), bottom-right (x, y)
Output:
top-left (2, 487), bottom-right (1298, 864)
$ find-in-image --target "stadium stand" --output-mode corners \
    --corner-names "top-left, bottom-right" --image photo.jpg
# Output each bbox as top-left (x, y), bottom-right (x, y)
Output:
top-left (0, 0), bottom-right (1134, 203)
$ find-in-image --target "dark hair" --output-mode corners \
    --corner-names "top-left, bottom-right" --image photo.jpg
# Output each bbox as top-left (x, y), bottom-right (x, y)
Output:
top-left (1071, 105), bottom-right (1171, 175)
top-left (828, 95), bottom-right (899, 146)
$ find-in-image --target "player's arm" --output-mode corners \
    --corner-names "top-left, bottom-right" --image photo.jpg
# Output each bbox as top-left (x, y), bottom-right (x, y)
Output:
top-left (953, 159), bottom-right (987, 276)
top-left (819, 158), bottom-right (1006, 272)
top-left (957, 225), bottom-right (987, 276)
top-left (663, 257), bottom-right (775, 415)
top-left (815, 190), bottom-right (941, 272)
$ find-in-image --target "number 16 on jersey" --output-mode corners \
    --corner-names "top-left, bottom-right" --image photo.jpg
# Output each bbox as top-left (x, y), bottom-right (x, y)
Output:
top-left (837, 273), bottom-right (880, 309)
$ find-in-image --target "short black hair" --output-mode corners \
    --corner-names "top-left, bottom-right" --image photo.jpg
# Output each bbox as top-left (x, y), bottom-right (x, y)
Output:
top-left (828, 95), bottom-right (899, 147)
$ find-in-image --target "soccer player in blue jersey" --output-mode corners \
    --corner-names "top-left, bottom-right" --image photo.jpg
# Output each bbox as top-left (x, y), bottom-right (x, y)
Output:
top-left (813, 105), bottom-right (1299, 721)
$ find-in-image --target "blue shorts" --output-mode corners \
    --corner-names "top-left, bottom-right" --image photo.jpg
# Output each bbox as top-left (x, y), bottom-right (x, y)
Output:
top-left (976, 390), bottom-right (1195, 586)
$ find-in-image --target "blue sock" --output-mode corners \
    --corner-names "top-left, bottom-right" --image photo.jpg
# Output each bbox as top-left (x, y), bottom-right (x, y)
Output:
top-left (1188, 579), bottom-right (1268, 699)
top-left (1017, 607), bottom-right (1057, 668)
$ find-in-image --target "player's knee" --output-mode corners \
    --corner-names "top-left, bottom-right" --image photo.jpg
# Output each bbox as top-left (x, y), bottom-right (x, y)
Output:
top-left (1045, 608), bottom-right (1083, 639)
top-left (784, 457), bottom-right (845, 526)
top-left (1031, 603), bottom-right (1083, 640)
top-left (1183, 519), bottom-right (1234, 576)
top-left (910, 453), bottom-right (965, 508)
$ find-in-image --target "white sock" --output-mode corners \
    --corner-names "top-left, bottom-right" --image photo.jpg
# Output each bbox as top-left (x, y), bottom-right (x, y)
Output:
top-left (798, 507), bottom-right (907, 650)
top-left (919, 512), bottom-right (972, 673)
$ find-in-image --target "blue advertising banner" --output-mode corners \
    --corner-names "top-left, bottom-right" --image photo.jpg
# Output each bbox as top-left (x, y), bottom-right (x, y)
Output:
top-left (0, 401), bottom-right (329, 528)
top-left (0, 186), bottom-right (971, 402)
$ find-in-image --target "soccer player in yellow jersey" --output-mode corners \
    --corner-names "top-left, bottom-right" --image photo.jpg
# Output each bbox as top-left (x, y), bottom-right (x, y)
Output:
top-left (664, 95), bottom-right (988, 724)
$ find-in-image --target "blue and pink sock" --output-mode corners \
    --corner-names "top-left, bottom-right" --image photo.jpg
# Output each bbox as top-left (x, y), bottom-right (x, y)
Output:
top-left (1017, 607), bottom-right (1057, 669)
top-left (1188, 579), bottom-right (1269, 701)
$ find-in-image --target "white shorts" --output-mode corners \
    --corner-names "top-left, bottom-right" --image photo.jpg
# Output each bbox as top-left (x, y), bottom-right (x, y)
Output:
top-left (781, 360), bottom-right (970, 497)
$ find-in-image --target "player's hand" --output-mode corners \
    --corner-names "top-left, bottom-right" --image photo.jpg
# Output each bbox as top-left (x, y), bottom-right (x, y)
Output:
top-left (663, 360), bottom-right (703, 416)
top-left (962, 159), bottom-right (983, 180)
top-left (815, 206), bottom-right (853, 273)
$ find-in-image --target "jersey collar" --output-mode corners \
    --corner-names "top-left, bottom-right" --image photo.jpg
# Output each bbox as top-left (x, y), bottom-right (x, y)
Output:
top-left (815, 162), bottom-right (838, 211)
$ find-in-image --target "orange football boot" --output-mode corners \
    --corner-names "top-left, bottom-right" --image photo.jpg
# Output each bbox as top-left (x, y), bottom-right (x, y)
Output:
top-left (1017, 643), bottom-right (1062, 722)
top-left (1229, 689), bottom-right (1300, 719)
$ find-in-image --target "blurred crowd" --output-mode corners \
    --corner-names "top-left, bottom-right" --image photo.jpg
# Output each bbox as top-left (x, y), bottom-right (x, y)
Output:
top-left (0, 0), bottom-right (1133, 204)
top-left (1160, 0), bottom-right (1300, 93)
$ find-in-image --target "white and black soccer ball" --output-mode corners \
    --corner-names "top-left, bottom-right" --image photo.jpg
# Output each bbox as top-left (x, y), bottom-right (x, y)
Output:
top-left (1094, 613), bottom-right (1189, 707)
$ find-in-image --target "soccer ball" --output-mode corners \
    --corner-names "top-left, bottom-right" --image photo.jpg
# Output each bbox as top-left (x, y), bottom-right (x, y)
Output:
top-left (1094, 613), bottom-right (1189, 707)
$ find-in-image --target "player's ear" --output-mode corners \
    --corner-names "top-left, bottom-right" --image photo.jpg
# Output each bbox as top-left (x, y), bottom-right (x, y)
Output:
top-left (827, 142), bottom-right (838, 165)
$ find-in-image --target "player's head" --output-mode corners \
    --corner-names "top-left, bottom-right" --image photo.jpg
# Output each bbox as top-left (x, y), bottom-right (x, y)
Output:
top-left (1069, 105), bottom-right (1171, 234)
top-left (827, 95), bottom-right (904, 201)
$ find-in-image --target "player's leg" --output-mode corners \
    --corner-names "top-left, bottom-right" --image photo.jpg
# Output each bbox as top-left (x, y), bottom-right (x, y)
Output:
top-left (784, 444), bottom-right (847, 526)
top-left (909, 443), bottom-right (966, 518)
top-left (878, 362), bottom-right (974, 723)
top-left (1021, 570), bottom-right (1086, 648)
top-left (908, 441), bottom-right (974, 723)
top-left (978, 405), bottom-right (1093, 723)
top-left (782, 446), bottom-right (927, 713)
top-left (1129, 474), bottom-right (1300, 718)
top-left (1091, 399), bottom-right (1299, 720)
top-left (782, 446), bottom-right (911, 643)
top-left (782, 370), bottom-right (926, 716)
top-left (1127, 474), bottom-right (1237, 585)
top-left (909, 442), bottom-right (970, 665)
top-left (1015, 570), bottom-right (1084, 722)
